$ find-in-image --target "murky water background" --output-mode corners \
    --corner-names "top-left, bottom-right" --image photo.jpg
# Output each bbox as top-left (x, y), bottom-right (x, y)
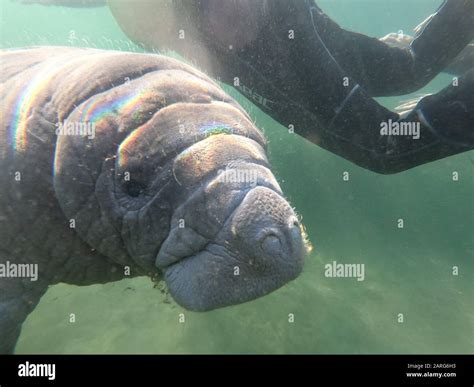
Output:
top-left (1, 0), bottom-right (472, 353)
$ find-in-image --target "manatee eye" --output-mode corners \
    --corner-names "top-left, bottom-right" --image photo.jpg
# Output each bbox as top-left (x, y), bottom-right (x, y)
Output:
top-left (123, 180), bottom-right (146, 198)
top-left (260, 233), bottom-right (282, 256)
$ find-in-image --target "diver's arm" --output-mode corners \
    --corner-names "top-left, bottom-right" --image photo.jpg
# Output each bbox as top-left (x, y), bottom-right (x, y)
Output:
top-left (189, 0), bottom-right (474, 173)
top-left (444, 43), bottom-right (474, 76)
top-left (231, 1), bottom-right (473, 174)
top-left (380, 35), bottom-right (474, 77)
top-left (406, 69), bottom-right (474, 148)
top-left (288, 68), bottom-right (473, 174)
top-left (310, 0), bottom-right (474, 96)
top-left (329, 70), bottom-right (474, 174)
top-left (409, 0), bottom-right (474, 83)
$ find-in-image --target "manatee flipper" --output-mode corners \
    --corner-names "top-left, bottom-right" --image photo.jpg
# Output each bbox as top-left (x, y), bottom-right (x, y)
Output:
top-left (0, 255), bottom-right (48, 354)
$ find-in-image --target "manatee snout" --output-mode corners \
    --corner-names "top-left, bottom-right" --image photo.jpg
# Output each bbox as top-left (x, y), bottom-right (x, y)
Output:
top-left (161, 186), bottom-right (307, 312)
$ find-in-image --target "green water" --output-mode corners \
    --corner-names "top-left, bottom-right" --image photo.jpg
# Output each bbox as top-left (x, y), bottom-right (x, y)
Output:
top-left (1, 0), bottom-right (472, 354)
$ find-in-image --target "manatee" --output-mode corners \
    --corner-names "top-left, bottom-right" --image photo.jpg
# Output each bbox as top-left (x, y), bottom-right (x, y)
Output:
top-left (0, 47), bottom-right (309, 353)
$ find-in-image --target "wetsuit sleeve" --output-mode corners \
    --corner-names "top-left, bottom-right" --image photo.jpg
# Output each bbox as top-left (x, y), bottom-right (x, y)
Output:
top-left (445, 43), bottom-right (474, 76)
top-left (408, 69), bottom-right (474, 147)
top-left (311, 0), bottom-right (474, 96)
top-left (328, 70), bottom-right (474, 174)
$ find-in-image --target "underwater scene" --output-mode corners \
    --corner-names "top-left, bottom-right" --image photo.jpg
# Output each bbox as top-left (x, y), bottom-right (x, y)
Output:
top-left (0, 0), bottom-right (472, 354)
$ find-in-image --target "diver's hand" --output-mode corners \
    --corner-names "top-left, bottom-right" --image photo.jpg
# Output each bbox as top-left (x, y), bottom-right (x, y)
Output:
top-left (379, 32), bottom-right (413, 49)
top-left (379, 13), bottom-right (436, 49)
top-left (395, 95), bottom-right (428, 118)
top-left (380, 16), bottom-right (473, 77)
top-left (413, 13), bottom-right (436, 35)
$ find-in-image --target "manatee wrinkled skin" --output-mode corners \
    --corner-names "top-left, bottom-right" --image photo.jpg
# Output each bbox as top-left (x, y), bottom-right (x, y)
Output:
top-left (0, 47), bottom-right (308, 353)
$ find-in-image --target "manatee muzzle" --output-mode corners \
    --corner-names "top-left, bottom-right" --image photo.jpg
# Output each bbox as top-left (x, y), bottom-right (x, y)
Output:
top-left (156, 185), bottom-right (307, 311)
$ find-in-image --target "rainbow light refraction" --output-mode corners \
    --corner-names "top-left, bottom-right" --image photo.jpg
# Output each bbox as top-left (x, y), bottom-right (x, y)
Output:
top-left (10, 52), bottom-right (103, 152)
top-left (10, 57), bottom-right (68, 152)
top-left (9, 51), bottom-right (152, 153)
top-left (78, 88), bottom-right (155, 126)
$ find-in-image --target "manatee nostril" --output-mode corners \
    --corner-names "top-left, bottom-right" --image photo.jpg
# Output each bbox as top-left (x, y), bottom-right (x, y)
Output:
top-left (260, 233), bottom-right (282, 256)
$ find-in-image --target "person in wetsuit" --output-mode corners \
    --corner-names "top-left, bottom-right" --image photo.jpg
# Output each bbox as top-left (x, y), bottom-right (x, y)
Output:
top-left (18, 0), bottom-right (474, 173)
top-left (176, 0), bottom-right (473, 174)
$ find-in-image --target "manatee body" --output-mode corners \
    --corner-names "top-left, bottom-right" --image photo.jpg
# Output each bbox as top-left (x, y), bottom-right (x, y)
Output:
top-left (0, 47), bottom-right (308, 353)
